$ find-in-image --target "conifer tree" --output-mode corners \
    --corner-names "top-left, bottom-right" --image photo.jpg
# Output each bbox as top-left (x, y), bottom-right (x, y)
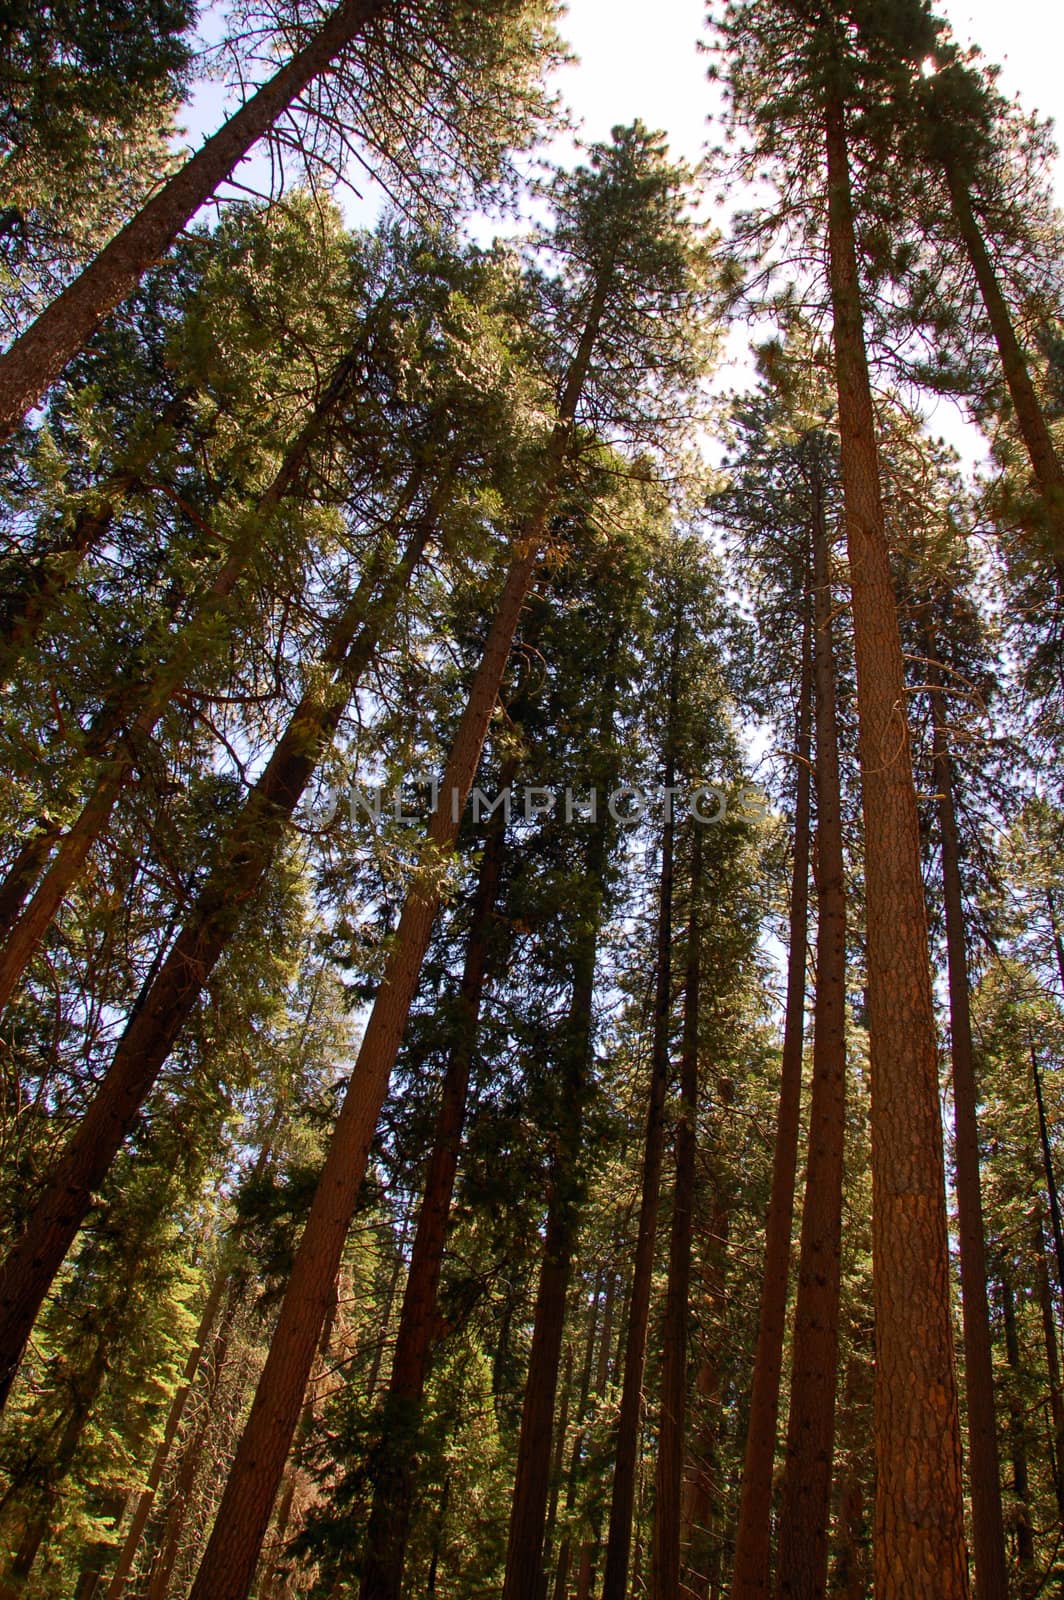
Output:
top-left (715, 5), bottom-right (971, 1589)
top-left (0, 0), bottom-right (565, 442)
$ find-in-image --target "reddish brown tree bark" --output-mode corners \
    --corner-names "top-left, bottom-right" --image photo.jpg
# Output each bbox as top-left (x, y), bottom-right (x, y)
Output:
top-left (0, 499), bottom-right (435, 1406)
top-left (0, 345), bottom-right (367, 1000)
top-left (774, 451), bottom-right (847, 1600)
top-left (358, 759), bottom-right (515, 1600)
top-left (182, 244), bottom-right (614, 1600)
top-left (0, 0), bottom-right (387, 442)
top-left (824, 89), bottom-right (970, 1598)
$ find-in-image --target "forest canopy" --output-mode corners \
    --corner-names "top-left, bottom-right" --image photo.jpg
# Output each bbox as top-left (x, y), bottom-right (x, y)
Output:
top-left (1, 2), bottom-right (1064, 1598)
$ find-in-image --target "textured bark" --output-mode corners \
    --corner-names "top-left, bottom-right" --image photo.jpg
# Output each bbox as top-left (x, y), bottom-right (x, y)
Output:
top-left (927, 661), bottom-right (1008, 1600)
top-left (824, 91), bottom-right (970, 1599)
top-left (358, 766), bottom-right (513, 1600)
top-left (183, 254), bottom-right (615, 1591)
top-left (0, 0), bottom-right (387, 441)
top-left (0, 828), bottom-right (59, 931)
top-left (0, 346), bottom-right (366, 1013)
top-left (184, 538), bottom-right (541, 1600)
top-left (0, 503), bottom-right (434, 1406)
top-left (255, 1286), bottom-right (340, 1600)
top-left (502, 804), bottom-right (611, 1600)
top-left (602, 743), bottom-right (677, 1600)
top-left (650, 827), bottom-right (702, 1600)
top-left (999, 1270), bottom-right (1035, 1570)
top-left (730, 615), bottom-right (813, 1600)
top-left (774, 466), bottom-right (847, 1600)
top-left (103, 1269), bottom-right (230, 1599)
top-left (943, 162), bottom-right (1064, 560)
top-left (830, 1355), bottom-right (872, 1600)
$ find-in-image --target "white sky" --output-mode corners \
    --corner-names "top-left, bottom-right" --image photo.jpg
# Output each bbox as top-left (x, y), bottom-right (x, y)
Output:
top-left (184, 0), bottom-right (1064, 209)
top-left (551, 0), bottom-right (1064, 187)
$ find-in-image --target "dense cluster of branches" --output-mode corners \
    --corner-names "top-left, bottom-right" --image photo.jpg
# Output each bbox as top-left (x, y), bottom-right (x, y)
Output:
top-left (1, 1), bottom-right (1064, 1598)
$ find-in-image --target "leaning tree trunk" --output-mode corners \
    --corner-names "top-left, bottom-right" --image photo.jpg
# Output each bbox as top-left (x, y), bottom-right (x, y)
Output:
top-left (601, 734), bottom-right (678, 1600)
top-left (181, 246), bottom-right (615, 1600)
top-left (730, 610), bottom-right (813, 1600)
top-left (824, 89), bottom-right (970, 1599)
top-left (942, 160), bottom-right (1064, 561)
top-left (358, 757), bottom-right (515, 1600)
top-left (927, 657), bottom-right (1009, 1600)
top-left (649, 825), bottom-right (702, 1600)
top-left (0, 343), bottom-right (367, 999)
top-left (0, 494), bottom-right (437, 1408)
top-left (0, 0), bottom-right (388, 441)
top-left (774, 453), bottom-right (847, 1600)
top-left (256, 1284), bottom-right (341, 1600)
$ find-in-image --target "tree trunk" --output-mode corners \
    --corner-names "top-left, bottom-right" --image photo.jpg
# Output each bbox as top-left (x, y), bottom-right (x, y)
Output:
top-left (142, 1287), bottom-right (241, 1600)
top-left (358, 760), bottom-right (514, 1600)
top-left (823, 90), bottom-right (970, 1599)
top-left (999, 1269), bottom-right (1036, 1571)
top-left (1033, 1216), bottom-right (1064, 1518)
top-left (543, 1342), bottom-right (574, 1571)
top-left (0, 827), bottom-right (59, 929)
top-left (681, 1174), bottom-right (731, 1600)
top-left (103, 1268), bottom-right (231, 1598)
top-left (550, 1285), bottom-right (602, 1600)
top-left (0, 343), bottom-right (367, 1000)
top-left (774, 453), bottom-right (847, 1600)
top-left (943, 162), bottom-right (1064, 561)
top-left (602, 741), bottom-right (678, 1600)
top-left (256, 1284), bottom-right (340, 1600)
top-left (927, 660), bottom-right (1009, 1600)
top-left (180, 253), bottom-right (611, 1600)
top-left (502, 802), bottom-right (612, 1600)
top-left (0, 0), bottom-right (387, 441)
top-left (0, 1338), bottom-right (110, 1599)
top-left (571, 1255), bottom-right (621, 1598)
top-left (650, 825), bottom-right (702, 1600)
top-left (1031, 1043), bottom-right (1064, 1296)
top-left (0, 496), bottom-right (436, 1407)
top-left (730, 613), bottom-right (813, 1600)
